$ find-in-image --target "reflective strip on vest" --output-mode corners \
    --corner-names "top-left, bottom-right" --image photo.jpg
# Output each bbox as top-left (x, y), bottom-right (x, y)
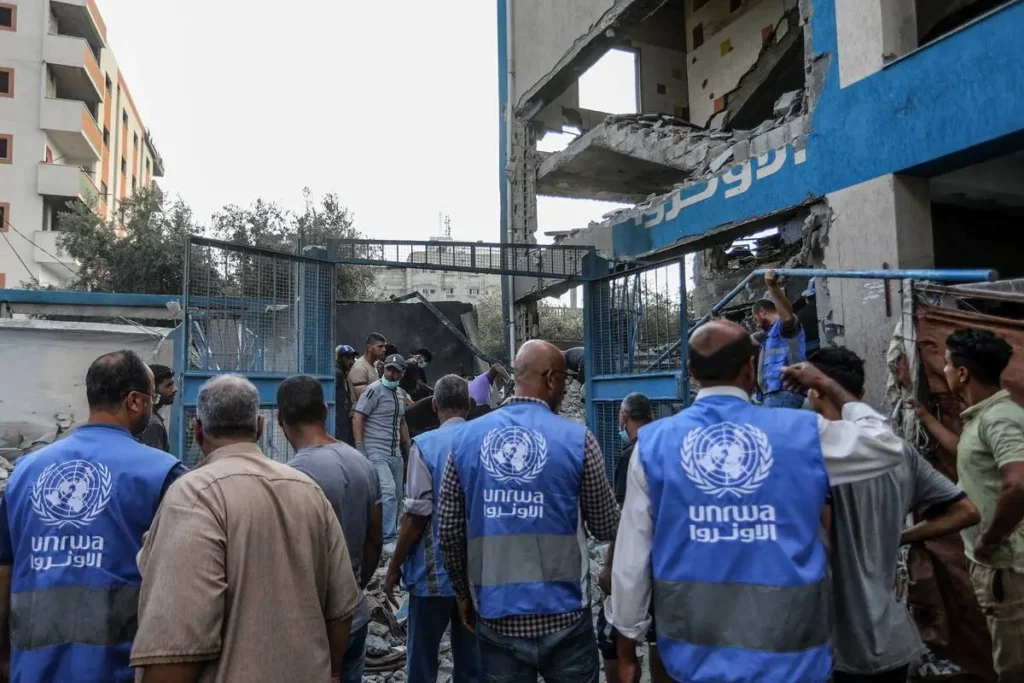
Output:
top-left (422, 520), bottom-right (442, 596)
top-left (468, 534), bottom-right (582, 585)
top-left (654, 578), bottom-right (830, 652)
top-left (11, 584), bottom-right (140, 650)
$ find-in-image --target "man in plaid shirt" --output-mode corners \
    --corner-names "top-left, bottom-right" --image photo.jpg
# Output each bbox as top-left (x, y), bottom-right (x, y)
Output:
top-left (439, 340), bottom-right (619, 683)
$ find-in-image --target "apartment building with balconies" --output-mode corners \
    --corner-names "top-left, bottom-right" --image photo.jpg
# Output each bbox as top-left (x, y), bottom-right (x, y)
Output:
top-left (0, 0), bottom-right (164, 288)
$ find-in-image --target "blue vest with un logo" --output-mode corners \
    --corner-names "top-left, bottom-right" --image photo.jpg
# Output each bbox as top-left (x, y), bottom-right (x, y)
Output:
top-left (762, 317), bottom-right (806, 395)
top-left (639, 394), bottom-right (831, 683)
top-left (451, 401), bottom-right (589, 620)
top-left (3, 424), bottom-right (179, 683)
top-left (402, 420), bottom-right (466, 598)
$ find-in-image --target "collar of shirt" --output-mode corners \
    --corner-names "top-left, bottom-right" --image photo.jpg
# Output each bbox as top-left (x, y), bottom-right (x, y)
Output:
top-left (77, 423), bottom-right (133, 437)
top-left (440, 416), bottom-right (467, 427)
top-left (695, 386), bottom-right (751, 402)
top-left (501, 396), bottom-right (552, 410)
top-left (960, 388), bottom-right (1011, 423)
top-left (197, 441), bottom-right (265, 468)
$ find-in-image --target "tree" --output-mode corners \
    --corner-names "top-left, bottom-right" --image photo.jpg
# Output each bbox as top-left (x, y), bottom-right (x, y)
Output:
top-left (210, 188), bottom-right (377, 300)
top-left (56, 186), bottom-right (200, 294)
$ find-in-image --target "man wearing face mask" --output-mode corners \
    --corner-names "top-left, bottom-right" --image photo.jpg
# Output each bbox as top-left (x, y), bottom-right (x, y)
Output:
top-left (354, 353), bottom-right (412, 551)
top-left (139, 364), bottom-right (176, 452)
top-left (438, 340), bottom-right (620, 683)
top-left (0, 350), bottom-right (186, 682)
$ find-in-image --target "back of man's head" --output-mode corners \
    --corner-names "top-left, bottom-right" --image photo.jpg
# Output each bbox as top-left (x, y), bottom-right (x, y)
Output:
top-left (621, 392), bottom-right (653, 423)
top-left (87, 350), bottom-right (152, 412)
top-left (809, 347), bottom-right (865, 397)
top-left (688, 321), bottom-right (757, 384)
top-left (196, 374), bottom-right (260, 440)
top-left (433, 374), bottom-right (470, 415)
top-left (946, 328), bottom-right (1013, 388)
top-left (277, 375), bottom-right (327, 428)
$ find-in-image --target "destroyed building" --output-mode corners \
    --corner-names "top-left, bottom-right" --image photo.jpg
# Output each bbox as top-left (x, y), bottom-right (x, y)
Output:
top-left (499, 0), bottom-right (1024, 404)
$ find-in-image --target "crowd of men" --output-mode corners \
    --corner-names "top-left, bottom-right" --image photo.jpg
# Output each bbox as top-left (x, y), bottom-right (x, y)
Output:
top-left (0, 272), bottom-right (1021, 683)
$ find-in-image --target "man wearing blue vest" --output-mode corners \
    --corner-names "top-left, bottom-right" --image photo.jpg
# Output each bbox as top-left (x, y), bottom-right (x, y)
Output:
top-left (384, 374), bottom-right (481, 683)
top-left (752, 269), bottom-right (806, 408)
top-left (0, 350), bottom-right (185, 682)
top-left (609, 321), bottom-right (905, 683)
top-left (438, 340), bottom-right (620, 683)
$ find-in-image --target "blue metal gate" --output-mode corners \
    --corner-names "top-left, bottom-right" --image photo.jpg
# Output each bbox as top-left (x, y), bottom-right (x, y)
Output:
top-left (584, 260), bottom-right (689, 480)
top-left (172, 237), bottom-right (336, 466)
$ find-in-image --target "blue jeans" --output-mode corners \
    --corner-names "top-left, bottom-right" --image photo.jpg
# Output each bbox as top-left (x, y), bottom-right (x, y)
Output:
top-left (370, 453), bottom-right (404, 543)
top-left (408, 595), bottom-right (480, 683)
top-left (762, 389), bottom-right (806, 408)
top-left (476, 612), bottom-right (599, 683)
top-left (340, 623), bottom-right (367, 683)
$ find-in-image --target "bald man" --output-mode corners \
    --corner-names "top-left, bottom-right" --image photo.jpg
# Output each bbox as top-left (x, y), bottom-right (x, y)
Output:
top-left (608, 322), bottom-right (905, 683)
top-left (438, 340), bottom-right (619, 683)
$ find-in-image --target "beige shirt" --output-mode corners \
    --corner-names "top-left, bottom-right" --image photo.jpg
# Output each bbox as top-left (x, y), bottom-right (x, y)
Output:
top-left (348, 356), bottom-right (379, 391)
top-left (957, 389), bottom-right (1024, 569)
top-left (130, 443), bottom-right (360, 682)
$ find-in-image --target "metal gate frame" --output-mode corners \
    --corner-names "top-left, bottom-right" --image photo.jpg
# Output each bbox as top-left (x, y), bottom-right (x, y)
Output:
top-left (172, 237), bottom-right (337, 465)
top-left (583, 259), bottom-right (689, 480)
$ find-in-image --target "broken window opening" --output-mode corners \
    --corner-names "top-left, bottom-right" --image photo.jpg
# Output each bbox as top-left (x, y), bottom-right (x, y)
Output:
top-left (916, 0), bottom-right (1013, 47)
top-left (578, 48), bottom-right (639, 115)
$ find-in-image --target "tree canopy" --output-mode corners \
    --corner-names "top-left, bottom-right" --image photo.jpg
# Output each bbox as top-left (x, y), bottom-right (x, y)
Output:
top-left (54, 187), bottom-right (377, 299)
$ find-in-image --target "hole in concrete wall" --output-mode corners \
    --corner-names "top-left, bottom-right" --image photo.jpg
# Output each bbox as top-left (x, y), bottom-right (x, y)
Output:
top-left (578, 48), bottom-right (638, 115)
top-left (916, 0), bottom-right (1013, 46)
top-left (537, 127), bottom-right (582, 154)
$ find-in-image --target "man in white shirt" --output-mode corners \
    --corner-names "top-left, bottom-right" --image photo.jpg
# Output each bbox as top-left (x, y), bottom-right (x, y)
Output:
top-left (608, 321), bottom-right (905, 683)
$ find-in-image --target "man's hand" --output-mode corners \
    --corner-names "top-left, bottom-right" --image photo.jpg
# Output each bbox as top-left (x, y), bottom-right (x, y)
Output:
top-left (765, 269), bottom-right (779, 287)
top-left (974, 533), bottom-right (999, 564)
top-left (458, 598), bottom-right (476, 633)
top-left (907, 399), bottom-right (930, 419)
top-left (780, 362), bottom-right (827, 393)
top-left (383, 562), bottom-right (402, 609)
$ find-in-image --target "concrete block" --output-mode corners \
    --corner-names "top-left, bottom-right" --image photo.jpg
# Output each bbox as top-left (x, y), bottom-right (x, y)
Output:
top-left (773, 90), bottom-right (800, 118)
top-left (787, 116), bottom-right (809, 140)
top-left (767, 126), bottom-right (789, 150)
top-left (751, 134), bottom-right (770, 158)
top-left (709, 146), bottom-right (734, 173)
top-left (732, 139), bottom-right (751, 163)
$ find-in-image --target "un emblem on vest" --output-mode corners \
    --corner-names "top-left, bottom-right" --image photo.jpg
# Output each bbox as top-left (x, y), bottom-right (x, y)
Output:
top-left (30, 460), bottom-right (113, 530)
top-left (681, 422), bottom-right (773, 498)
top-left (480, 426), bottom-right (548, 485)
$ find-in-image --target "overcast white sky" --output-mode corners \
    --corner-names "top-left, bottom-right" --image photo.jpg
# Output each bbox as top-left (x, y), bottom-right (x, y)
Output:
top-left (98, 0), bottom-right (634, 246)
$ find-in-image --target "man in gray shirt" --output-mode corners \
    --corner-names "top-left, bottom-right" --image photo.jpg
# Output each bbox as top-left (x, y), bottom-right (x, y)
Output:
top-left (277, 375), bottom-right (383, 683)
top-left (354, 353), bottom-right (411, 550)
top-left (807, 348), bottom-right (981, 682)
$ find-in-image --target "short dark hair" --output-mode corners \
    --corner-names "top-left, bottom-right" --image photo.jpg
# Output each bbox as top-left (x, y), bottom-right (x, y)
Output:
top-left (149, 364), bottom-right (173, 385)
top-left (752, 299), bottom-right (776, 314)
top-left (946, 328), bottom-right (1013, 387)
top-left (400, 361), bottom-right (420, 392)
top-left (414, 347), bottom-right (433, 362)
top-left (688, 334), bottom-right (756, 382)
top-left (385, 343), bottom-right (399, 356)
top-left (621, 392), bottom-right (653, 422)
top-left (86, 350), bottom-right (153, 411)
top-left (365, 333), bottom-right (386, 347)
top-left (809, 347), bottom-right (865, 396)
top-left (277, 375), bottom-right (328, 427)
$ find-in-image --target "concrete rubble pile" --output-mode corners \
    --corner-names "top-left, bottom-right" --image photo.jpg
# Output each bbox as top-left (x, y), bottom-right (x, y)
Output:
top-left (604, 89), bottom-right (808, 223)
